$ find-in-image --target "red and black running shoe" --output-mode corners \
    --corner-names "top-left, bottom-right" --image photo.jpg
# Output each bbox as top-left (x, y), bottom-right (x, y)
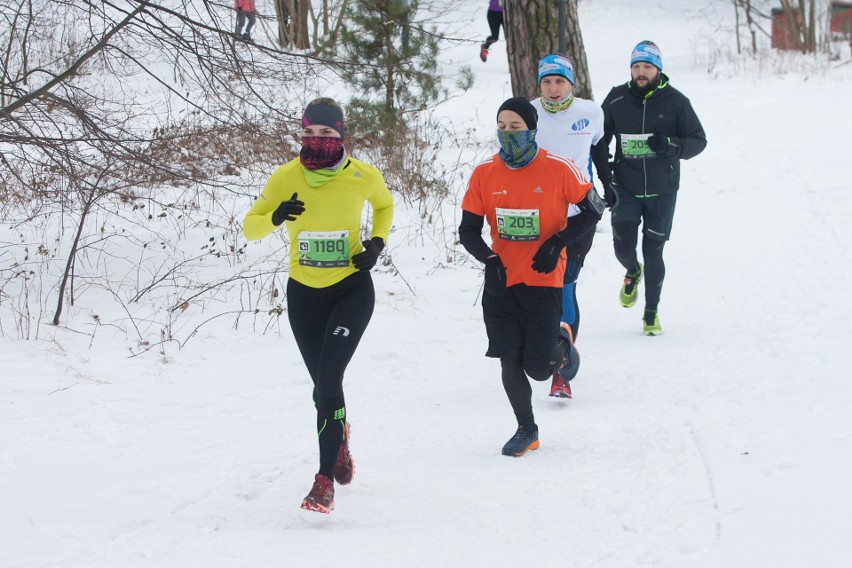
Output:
top-left (333, 422), bottom-right (355, 485)
top-left (479, 43), bottom-right (489, 62)
top-left (300, 473), bottom-right (334, 514)
top-left (549, 373), bottom-right (573, 398)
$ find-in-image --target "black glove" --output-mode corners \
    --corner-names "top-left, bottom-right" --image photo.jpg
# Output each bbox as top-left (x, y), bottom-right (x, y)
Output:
top-left (602, 181), bottom-right (618, 209)
top-left (531, 233), bottom-right (567, 274)
top-left (271, 192), bottom-right (305, 226)
top-left (352, 237), bottom-right (384, 271)
top-left (564, 210), bottom-right (598, 249)
top-left (647, 129), bottom-right (670, 155)
top-left (484, 255), bottom-right (506, 296)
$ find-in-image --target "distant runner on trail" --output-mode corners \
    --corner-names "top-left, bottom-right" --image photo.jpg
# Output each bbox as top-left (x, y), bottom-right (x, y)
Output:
top-left (600, 41), bottom-right (706, 335)
top-left (243, 98), bottom-right (394, 514)
top-left (459, 97), bottom-right (598, 457)
top-left (530, 52), bottom-right (613, 399)
top-left (479, 0), bottom-right (504, 62)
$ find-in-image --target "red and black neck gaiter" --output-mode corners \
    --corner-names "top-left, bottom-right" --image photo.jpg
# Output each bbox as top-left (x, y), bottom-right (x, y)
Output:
top-left (299, 136), bottom-right (345, 170)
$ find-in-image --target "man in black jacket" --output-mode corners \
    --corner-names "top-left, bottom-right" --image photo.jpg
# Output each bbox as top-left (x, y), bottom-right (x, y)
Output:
top-left (600, 40), bottom-right (706, 335)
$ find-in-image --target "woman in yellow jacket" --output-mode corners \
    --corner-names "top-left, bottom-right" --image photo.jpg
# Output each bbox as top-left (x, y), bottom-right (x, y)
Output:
top-left (243, 98), bottom-right (394, 514)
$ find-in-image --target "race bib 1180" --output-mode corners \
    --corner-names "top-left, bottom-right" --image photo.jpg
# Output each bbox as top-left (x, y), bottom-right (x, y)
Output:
top-left (496, 208), bottom-right (540, 241)
top-left (621, 133), bottom-right (654, 159)
top-left (298, 230), bottom-right (350, 267)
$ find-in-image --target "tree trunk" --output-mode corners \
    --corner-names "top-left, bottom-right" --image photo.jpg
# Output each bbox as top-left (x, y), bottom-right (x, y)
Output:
top-left (806, 0), bottom-right (815, 52)
top-left (295, 0), bottom-right (311, 49)
top-left (780, 0), bottom-right (801, 51)
top-left (743, 0), bottom-right (758, 55)
top-left (384, 3), bottom-right (394, 110)
top-left (733, 0), bottom-right (742, 55)
top-left (273, 0), bottom-right (291, 47)
top-left (323, 0), bottom-right (329, 35)
top-left (504, 0), bottom-right (593, 100)
top-left (53, 190), bottom-right (95, 326)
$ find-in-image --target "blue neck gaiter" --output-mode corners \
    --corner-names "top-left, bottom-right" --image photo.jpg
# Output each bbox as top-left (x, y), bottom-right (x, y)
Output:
top-left (497, 129), bottom-right (539, 169)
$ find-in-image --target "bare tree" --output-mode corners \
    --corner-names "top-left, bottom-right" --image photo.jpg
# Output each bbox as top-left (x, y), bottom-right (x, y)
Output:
top-left (270, 0), bottom-right (315, 49)
top-left (294, 0), bottom-right (312, 48)
top-left (1, 0), bottom-right (316, 195)
top-left (0, 0), bottom-right (323, 328)
top-left (272, 0), bottom-right (351, 52)
top-left (731, 0), bottom-right (771, 55)
top-left (503, 0), bottom-right (592, 99)
top-left (272, 0), bottom-right (292, 46)
top-left (0, 0), bottom-right (466, 341)
top-left (780, 0), bottom-right (818, 53)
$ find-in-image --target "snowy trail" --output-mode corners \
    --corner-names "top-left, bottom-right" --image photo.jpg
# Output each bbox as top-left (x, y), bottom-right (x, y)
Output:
top-left (4, 0), bottom-right (852, 566)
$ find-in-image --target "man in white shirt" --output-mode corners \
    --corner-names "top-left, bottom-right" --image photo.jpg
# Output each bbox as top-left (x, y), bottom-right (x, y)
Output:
top-left (530, 53), bottom-right (610, 399)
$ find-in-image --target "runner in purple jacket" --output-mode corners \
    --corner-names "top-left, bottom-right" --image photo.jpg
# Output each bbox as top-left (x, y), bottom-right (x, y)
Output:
top-left (480, 0), bottom-right (504, 62)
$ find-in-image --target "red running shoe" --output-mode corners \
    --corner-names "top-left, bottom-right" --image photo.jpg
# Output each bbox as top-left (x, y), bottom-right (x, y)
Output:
top-left (549, 373), bottom-right (573, 398)
top-left (300, 473), bottom-right (334, 514)
top-left (480, 43), bottom-right (489, 62)
top-left (333, 422), bottom-right (355, 485)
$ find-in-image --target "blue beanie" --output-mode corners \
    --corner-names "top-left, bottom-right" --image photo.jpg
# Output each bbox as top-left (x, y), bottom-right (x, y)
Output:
top-left (538, 53), bottom-right (575, 84)
top-left (630, 41), bottom-right (663, 70)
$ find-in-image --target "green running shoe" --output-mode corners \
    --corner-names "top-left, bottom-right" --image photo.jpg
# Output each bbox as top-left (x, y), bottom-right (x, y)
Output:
top-left (643, 309), bottom-right (662, 336)
top-left (620, 264), bottom-right (643, 308)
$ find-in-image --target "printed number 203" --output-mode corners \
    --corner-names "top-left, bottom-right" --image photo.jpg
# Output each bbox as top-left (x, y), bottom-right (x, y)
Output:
top-left (508, 217), bottom-right (533, 229)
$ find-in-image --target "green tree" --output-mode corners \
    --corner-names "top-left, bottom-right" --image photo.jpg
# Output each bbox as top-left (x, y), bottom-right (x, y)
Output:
top-left (333, 0), bottom-right (442, 135)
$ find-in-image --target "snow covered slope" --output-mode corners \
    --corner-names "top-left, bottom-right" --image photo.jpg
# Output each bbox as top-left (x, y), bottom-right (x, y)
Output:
top-left (3, 0), bottom-right (851, 566)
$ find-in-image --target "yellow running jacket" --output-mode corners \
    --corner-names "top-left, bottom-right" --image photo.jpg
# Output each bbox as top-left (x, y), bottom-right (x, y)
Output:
top-left (243, 157), bottom-right (394, 288)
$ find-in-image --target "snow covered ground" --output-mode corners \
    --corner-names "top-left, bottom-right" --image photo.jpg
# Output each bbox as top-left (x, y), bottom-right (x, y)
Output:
top-left (3, 0), bottom-right (852, 566)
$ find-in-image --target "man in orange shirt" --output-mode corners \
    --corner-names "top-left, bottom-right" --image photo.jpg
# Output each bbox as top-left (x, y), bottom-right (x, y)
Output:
top-left (459, 97), bottom-right (601, 457)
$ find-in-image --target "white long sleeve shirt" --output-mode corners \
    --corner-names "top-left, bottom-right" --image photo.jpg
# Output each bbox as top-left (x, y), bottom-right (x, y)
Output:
top-left (531, 96), bottom-right (604, 183)
top-left (532, 96), bottom-right (604, 217)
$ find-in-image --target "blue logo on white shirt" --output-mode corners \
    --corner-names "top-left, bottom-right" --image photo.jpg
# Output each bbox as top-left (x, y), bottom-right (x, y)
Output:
top-left (571, 118), bottom-right (590, 131)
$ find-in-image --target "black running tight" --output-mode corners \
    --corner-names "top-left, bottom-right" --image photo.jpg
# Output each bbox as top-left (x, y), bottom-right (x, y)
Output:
top-left (500, 344), bottom-right (561, 430)
top-left (612, 221), bottom-right (667, 311)
top-left (484, 10), bottom-right (504, 48)
top-left (287, 271), bottom-right (375, 478)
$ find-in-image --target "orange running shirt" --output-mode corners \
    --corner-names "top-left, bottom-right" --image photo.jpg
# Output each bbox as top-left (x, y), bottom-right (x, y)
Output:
top-left (462, 149), bottom-right (592, 288)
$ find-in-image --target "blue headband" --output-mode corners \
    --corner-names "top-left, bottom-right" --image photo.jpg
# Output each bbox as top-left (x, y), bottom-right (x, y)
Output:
top-left (538, 54), bottom-right (575, 84)
top-left (630, 41), bottom-right (663, 70)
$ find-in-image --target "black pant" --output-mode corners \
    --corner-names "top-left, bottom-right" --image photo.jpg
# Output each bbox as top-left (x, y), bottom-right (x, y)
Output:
top-left (483, 284), bottom-right (563, 429)
top-left (287, 271), bottom-right (375, 478)
top-left (611, 191), bottom-right (677, 312)
top-left (484, 10), bottom-right (504, 49)
top-left (612, 222), bottom-right (666, 311)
